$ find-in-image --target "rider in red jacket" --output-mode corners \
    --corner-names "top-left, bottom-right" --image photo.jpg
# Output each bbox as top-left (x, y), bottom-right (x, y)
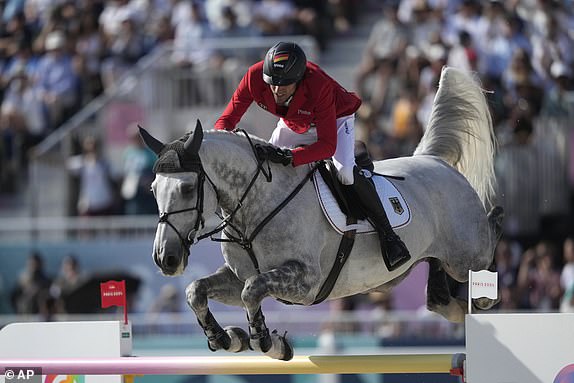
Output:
top-left (215, 55), bottom-right (361, 168)
top-left (215, 42), bottom-right (410, 271)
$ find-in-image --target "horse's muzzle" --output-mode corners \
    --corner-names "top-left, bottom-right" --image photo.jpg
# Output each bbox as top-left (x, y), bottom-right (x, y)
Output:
top-left (155, 247), bottom-right (189, 276)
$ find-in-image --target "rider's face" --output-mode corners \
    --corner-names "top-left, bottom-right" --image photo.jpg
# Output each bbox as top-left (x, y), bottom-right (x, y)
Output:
top-left (269, 83), bottom-right (297, 105)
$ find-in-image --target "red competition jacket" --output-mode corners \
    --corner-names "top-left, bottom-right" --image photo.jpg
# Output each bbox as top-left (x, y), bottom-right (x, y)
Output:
top-left (214, 61), bottom-right (361, 166)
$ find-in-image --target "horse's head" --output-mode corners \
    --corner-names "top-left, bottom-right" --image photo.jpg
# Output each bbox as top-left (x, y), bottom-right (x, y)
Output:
top-left (140, 120), bottom-right (218, 276)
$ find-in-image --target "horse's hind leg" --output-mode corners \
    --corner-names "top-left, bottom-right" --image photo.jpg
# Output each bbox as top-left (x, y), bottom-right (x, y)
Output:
top-left (241, 260), bottom-right (311, 361)
top-left (186, 265), bottom-right (250, 353)
top-left (426, 258), bottom-right (467, 323)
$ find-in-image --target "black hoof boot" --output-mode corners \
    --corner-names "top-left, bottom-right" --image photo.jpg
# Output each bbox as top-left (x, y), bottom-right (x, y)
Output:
top-left (206, 330), bottom-right (231, 352)
top-left (271, 330), bottom-right (294, 361)
top-left (224, 326), bottom-right (250, 352)
top-left (279, 336), bottom-right (294, 361)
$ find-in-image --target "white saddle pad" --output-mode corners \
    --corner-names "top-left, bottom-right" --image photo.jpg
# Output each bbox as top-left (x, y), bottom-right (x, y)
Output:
top-left (312, 171), bottom-right (411, 235)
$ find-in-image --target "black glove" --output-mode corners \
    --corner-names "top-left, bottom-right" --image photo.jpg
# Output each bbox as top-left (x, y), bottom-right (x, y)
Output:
top-left (255, 144), bottom-right (293, 166)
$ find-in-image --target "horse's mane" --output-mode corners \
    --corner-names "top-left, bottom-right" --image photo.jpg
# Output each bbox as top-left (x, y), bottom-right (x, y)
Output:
top-left (413, 67), bottom-right (496, 210)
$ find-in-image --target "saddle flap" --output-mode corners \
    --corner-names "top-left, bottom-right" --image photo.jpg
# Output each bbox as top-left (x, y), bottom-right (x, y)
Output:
top-left (317, 161), bottom-right (366, 220)
top-left (313, 167), bottom-right (411, 235)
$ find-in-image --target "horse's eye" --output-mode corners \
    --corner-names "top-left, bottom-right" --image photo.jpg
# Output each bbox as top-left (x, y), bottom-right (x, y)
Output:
top-left (180, 183), bottom-right (194, 195)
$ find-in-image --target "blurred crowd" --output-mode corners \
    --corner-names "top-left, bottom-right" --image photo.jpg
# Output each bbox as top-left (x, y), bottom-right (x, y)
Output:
top-left (1, 0), bottom-right (574, 335)
top-left (10, 251), bottom-right (86, 319)
top-left (0, 0), bottom-right (357, 194)
top-left (354, 0), bottom-right (574, 156)
top-left (8, 250), bottom-right (147, 318)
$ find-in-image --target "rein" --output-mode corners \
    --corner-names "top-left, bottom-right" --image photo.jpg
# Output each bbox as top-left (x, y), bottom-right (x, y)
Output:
top-left (214, 161), bottom-right (319, 274)
top-left (190, 129), bottom-right (319, 274)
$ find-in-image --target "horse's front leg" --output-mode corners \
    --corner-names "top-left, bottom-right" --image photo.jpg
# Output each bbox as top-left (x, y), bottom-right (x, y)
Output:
top-left (186, 265), bottom-right (250, 353)
top-left (241, 260), bottom-right (311, 361)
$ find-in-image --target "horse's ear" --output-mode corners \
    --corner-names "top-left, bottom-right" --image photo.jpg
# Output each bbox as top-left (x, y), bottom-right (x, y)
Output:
top-left (184, 119), bottom-right (203, 155)
top-left (138, 125), bottom-right (164, 155)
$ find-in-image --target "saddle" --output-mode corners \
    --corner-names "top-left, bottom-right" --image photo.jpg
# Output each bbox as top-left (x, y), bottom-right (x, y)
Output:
top-left (314, 142), bottom-right (410, 234)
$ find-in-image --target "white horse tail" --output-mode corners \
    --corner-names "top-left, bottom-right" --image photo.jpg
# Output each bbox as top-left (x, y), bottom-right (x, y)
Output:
top-left (413, 66), bottom-right (496, 210)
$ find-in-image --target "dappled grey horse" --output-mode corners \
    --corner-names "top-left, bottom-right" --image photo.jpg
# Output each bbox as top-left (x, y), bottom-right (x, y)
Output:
top-left (141, 67), bottom-right (503, 361)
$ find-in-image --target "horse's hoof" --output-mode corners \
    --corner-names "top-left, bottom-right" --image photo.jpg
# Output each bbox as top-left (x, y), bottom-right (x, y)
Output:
top-left (224, 326), bottom-right (250, 353)
top-left (279, 335), bottom-right (294, 361)
top-left (265, 330), bottom-right (294, 361)
top-left (207, 331), bottom-right (231, 352)
top-left (473, 296), bottom-right (500, 311)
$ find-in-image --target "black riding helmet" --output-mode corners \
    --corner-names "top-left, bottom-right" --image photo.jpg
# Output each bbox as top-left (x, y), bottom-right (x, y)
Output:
top-left (263, 42), bottom-right (307, 86)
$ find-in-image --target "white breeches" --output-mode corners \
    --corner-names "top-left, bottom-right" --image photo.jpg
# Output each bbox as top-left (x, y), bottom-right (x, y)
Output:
top-left (269, 114), bottom-right (356, 185)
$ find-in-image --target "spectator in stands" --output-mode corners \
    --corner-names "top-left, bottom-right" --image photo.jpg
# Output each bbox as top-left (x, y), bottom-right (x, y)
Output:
top-left (482, 74), bottom-right (508, 127)
top-left (355, 3), bottom-right (408, 118)
top-left (99, 0), bottom-right (143, 41)
top-left (52, 1), bottom-right (82, 38)
top-left (50, 254), bottom-right (86, 313)
top-left (390, 85), bottom-right (421, 153)
top-left (502, 48), bottom-right (544, 116)
top-left (252, 0), bottom-right (296, 36)
top-left (51, 255), bottom-right (83, 297)
top-left (121, 123), bottom-right (157, 215)
top-left (0, 62), bottom-right (44, 170)
top-left (442, 0), bottom-right (481, 46)
top-left (517, 241), bottom-right (562, 310)
top-left (67, 135), bottom-right (117, 216)
top-left (447, 30), bottom-right (478, 72)
top-left (291, 0), bottom-right (331, 52)
top-left (204, 0), bottom-right (253, 35)
top-left (144, 14), bottom-right (174, 50)
top-left (171, 1), bottom-right (212, 68)
top-left (211, 5), bottom-right (256, 38)
top-left (408, 1), bottom-right (442, 54)
top-left (35, 30), bottom-right (80, 131)
top-left (495, 239), bottom-right (519, 289)
top-left (1, 37), bottom-right (38, 90)
top-left (3, 11), bottom-right (34, 51)
top-left (214, 41), bottom-right (410, 270)
top-left (74, 11), bottom-right (105, 104)
top-left (495, 112), bottom-right (540, 250)
top-left (530, 12), bottom-right (573, 85)
top-left (101, 14), bottom-right (147, 91)
top-left (540, 61), bottom-right (574, 119)
top-left (10, 251), bottom-right (52, 314)
top-left (493, 238), bottom-right (519, 312)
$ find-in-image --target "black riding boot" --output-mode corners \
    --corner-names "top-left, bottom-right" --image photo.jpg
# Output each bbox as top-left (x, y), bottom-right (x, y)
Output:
top-left (352, 167), bottom-right (411, 271)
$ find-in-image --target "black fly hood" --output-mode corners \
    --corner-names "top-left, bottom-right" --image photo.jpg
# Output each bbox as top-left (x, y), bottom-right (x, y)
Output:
top-left (139, 120), bottom-right (204, 173)
top-left (153, 134), bottom-right (202, 173)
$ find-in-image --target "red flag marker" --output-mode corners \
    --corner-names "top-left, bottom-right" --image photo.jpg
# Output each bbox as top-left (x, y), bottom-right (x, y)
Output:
top-left (100, 280), bottom-right (128, 324)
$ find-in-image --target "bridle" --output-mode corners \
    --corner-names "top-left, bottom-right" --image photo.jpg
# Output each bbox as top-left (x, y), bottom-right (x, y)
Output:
top-left (156, 129), bottom-right (318, 273)
top-left (156, 169), bottom-right (216, 258)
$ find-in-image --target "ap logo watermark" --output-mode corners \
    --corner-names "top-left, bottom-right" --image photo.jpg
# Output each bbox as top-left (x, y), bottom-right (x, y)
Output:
top-left (4, 367), bottom-right (42, 383)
